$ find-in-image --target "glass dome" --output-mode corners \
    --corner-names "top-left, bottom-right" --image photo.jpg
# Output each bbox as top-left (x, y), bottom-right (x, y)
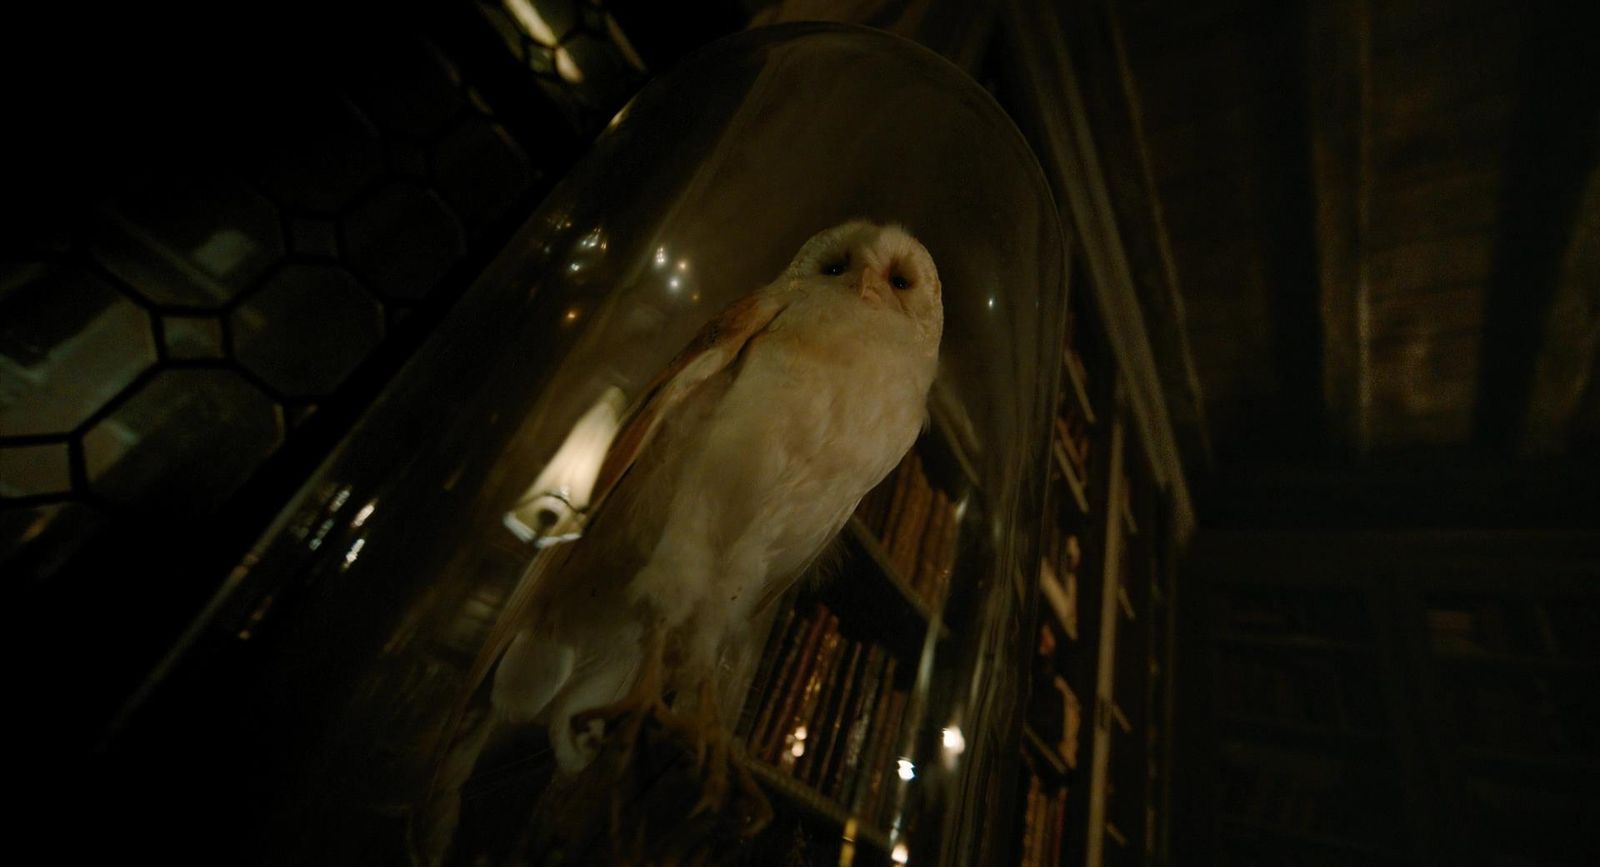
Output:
top-left (104, 22), bottom-right (1069, 866)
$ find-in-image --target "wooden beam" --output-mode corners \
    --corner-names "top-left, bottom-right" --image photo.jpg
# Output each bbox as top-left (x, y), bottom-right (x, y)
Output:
top-left (1474, 5), bottom-right (1600, 451)
top-left (1521, 162), bottom-right (1600, 453)
top-left (1305, 0), bottom-right (1373, 456)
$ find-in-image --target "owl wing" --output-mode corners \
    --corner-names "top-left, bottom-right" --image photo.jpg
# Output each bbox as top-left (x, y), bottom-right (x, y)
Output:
top-left (589, 288), bottom-right (789, 508)
top-left (452, 287), bottom-right (793, 714)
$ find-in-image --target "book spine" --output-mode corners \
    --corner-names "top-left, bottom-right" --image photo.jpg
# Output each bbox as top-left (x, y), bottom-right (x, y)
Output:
top-left (755, 606), bottom-right (830, 761)
top-left (780, 616), bottom-right (843, 771)
top-left (800, 638), bottom-right (861, 785)
top-left (862, 688), bottom-right (909, 824)
top-left (832, 648), bottom-right (890, 802)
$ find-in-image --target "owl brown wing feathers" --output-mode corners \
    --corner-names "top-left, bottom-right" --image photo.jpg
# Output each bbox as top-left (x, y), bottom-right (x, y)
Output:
top-left (452, 290), bottom-right (789, 719)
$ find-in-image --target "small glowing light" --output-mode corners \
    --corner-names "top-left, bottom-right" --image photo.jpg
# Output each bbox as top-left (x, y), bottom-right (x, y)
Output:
top-left (343, 537), bottom-right (366, 567)
top-left (987, 297), bottom-right (996, 309)
top-left (896, 758), bottom-right (915, 781)
top-left (690, 292), bottom-right (701, 303)
top-left (654, 247), bottom-right (668, 267)
top-left (941, 726), bottom-right (965, 754)
top-left (568, 262), bottom-right (581, 272)
top-left (788, 725), bottom-right (808, 758)
top-left (668, 276), bottom-right (681, 291)
top-left (676, 259), bottom-right (689, 272)
top-left (351, 501), bottom-right (377, 528)
top-left (891, 842), bottom-right (910, 865)
top-left (564, 307), bottom-right (580, 323)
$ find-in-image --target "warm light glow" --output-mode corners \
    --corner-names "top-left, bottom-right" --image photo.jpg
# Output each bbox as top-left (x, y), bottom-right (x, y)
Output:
top-left (941, 726), bottom-right (965, 754)
top-left (351, 500), bottom-right (377, 528)
top-left (568, 262), bottom-right (581, 272)
top-left (788, 725), bottom-right (808, 758)
top-left (896, 758), bottom-right (915, 781)
top-left (891, 842), bottom-right (910, 865)
top-left (676, 259), bottom-right (689, 272)
top-left (668, 276), bottom-right (682, 292)
top-left (563, 307), bottom-right (580, 323)
top-left (505, 387), bottom-right (628, 546)
top-left (503, 0), bottom-right (557, 45)
top-left (654, 247), bottom-right (668, 267)
top-left (554, 48), bottom-right (583, 83)
top-left (986, 297), bottom-right (996, 309)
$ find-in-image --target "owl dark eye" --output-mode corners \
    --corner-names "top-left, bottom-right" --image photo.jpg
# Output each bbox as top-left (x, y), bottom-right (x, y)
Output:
top-left (891, 272), bottom-right (911, 290)
top-left (821, 257), bottom-right (848, 276)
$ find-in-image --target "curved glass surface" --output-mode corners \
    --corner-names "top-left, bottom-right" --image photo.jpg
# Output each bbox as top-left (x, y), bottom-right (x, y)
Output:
top-left (111, 23), bottom-right (1067, 865)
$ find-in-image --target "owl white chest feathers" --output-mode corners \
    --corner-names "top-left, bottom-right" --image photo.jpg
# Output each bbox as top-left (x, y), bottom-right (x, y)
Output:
top-left (626, 287), bottom-right (938, 634)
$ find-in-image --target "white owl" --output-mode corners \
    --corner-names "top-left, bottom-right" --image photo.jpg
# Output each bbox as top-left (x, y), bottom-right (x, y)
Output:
top-left (421, 220), bottom-right (943, 859)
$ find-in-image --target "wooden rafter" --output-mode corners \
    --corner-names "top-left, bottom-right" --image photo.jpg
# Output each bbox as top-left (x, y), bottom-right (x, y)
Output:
top-left (1305, 0), bottom-right (1373, 457)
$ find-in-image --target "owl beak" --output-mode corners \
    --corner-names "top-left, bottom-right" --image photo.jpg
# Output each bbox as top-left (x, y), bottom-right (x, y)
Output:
top-left (856, 270), bottom-right (889, 306)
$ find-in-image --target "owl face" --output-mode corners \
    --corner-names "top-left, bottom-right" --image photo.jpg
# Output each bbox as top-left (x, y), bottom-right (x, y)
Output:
top-left (786, 220), bottom-right (943, 349)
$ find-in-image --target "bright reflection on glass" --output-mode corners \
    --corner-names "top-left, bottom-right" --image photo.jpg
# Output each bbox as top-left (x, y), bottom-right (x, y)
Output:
top-left (342, 537), bottom-right (366, 569)
top-left (504, 386), bottom-right (628, 546)
top-left (653, 247), bottom-right (668, 268)
top-left (891, 841), bottom-right (910, 865)
top-left (554, 49), bottom-right (584, 83)
top-left (502, 0), bottom-right (582, 82)
top-left (896, 757), bottom-right (915, 781)
top-left (941, 726), bottom-right (965, 753)
top-left (987, 296), bottom-right (996, 309)
top-left (940, 725), bottom-right (965, 770)
top-left (668, 276), bottom-right (682, 292)
top-left (351, 500), bottom-right (377, 528)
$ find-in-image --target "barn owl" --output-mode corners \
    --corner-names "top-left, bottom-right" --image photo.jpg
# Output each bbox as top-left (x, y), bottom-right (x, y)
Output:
top-left (420, 220), bottom-right (942, 860)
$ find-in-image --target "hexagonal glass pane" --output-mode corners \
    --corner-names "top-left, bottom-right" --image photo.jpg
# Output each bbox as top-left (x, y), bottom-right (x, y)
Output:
top-left (232, 264), bottom-right (385, 397)
top-left (0, 263), bottom-right (157, 436)
top-left (91, 175), bottom-right (285, 308)
top-left (343, 182), bottom-right (466, 301)
top-left (163, 315), bottom-right (225, 360)
top-left (0, 442), bottom-right (72, 497)
top-left (82, 368), bottom-right (283, 514)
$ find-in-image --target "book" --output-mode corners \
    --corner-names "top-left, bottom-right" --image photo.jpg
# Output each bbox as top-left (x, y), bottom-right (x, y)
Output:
top-left (780, 620), bottom-right (844, 770)
top-left (890, 460), bottom-right (933, 580)
top-left (835, 651), bottom-right (895, 804)
top-left (879, 453), bottom-right (917, 548)
top-left (861, 688), bottom-right (909, 824)
top-left (799, 639), bottom-right (861, 786)
top-left (818, 643), bottom-right (883, 796)
top-left (913, 492), bottom-right (948, 601)
top-left (1021, 772), bottom-right (1042, 867)
top-left (755, 607), bottom-right (832, 761)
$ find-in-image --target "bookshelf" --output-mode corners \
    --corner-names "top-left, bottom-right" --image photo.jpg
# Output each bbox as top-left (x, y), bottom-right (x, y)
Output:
top-left (1009, 259), bottom-right (1185, 867)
